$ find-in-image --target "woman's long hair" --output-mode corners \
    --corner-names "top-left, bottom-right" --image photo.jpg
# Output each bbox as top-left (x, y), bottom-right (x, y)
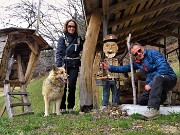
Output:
top-left (63, 19), bottom-right (79, 35)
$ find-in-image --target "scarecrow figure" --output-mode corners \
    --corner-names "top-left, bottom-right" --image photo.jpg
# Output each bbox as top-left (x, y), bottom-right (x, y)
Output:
top-left (97, 34), bottom-right (121, 111)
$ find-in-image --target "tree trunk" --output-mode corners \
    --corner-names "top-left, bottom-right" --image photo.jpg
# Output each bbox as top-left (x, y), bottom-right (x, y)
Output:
top-left (79, 9), bottom-right (102, 112)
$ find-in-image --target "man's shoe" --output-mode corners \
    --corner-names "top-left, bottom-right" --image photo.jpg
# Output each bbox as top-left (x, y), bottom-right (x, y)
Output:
top-left (141, 108), bottom-right (160, 120)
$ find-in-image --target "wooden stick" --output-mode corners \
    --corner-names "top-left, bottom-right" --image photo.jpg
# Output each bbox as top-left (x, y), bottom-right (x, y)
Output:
top-left (126, 34), bottom-right (137, 105)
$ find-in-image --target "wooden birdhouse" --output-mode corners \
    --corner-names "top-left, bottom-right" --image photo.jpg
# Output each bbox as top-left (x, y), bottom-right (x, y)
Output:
top-left (0, 27), bottom-right (52, 118)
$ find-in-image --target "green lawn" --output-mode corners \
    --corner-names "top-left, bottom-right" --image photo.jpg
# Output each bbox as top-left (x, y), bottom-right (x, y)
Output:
top-left (0, 75), bottom-right (180, 135)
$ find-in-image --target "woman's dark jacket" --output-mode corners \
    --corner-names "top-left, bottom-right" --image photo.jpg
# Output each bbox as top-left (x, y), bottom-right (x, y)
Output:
top-left (56, 33), bottom-right (84, 67)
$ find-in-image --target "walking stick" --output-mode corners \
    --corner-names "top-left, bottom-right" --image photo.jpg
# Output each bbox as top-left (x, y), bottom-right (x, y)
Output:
top-left (126, 34), bottom-right (137, 105)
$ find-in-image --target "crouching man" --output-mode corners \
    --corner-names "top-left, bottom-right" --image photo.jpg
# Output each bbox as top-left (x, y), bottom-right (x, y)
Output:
top-left (100, 42), bottom-right (177, 120)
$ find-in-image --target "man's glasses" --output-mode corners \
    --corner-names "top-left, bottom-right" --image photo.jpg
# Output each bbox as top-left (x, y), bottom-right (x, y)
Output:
top-left (133, 49), bottom-right (142, 57)
top-left (67, 25), bottom-right (76, 29)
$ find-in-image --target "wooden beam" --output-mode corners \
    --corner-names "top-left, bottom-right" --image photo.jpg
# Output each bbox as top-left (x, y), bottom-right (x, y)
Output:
top-left (25, 43), bottom-right (39, 83)
top-left (17, 55), bottom-right (25, 81)
top-left (4, 57), bottom-right (14, 118)
top-left (152, 30), bottom-right (180, 38)
top-left (138, 41), bottom-right (165, 48)
top-left (109, 0), bottom-right (146, 14)
top-left (85, 0), bottom-right (143, 19)
top-left (102, 0), bottom-right (109, 16)
top-left (10, 38), bottom-right (38, 55)
top-left (162, 16), bottom-right (180, 24)
top-left (103, 0), bottom-right (109, 37)
top-left (117, 22), bottom-right (169, 44)
top-left (109, 0), bottom-right (180, 28)
top-left (115, 9), bottom-right (178, 36)
top-left (178, 27), bottom-right (180, 72)
top-left (10, 38), bottom-right (27, 47)
top-left (79, 9), bottom-right (102, 110)
top-left (27, 42), bottom-right (39, 55)
top-left (118, 33), bottom-right (166, 51)
top-left (139, 33), bottom-right (167, 44)
top-left (0, 38), bottom-right (13, 81)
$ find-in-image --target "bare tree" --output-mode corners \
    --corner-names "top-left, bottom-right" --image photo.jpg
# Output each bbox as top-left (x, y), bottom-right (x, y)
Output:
top-left (0, 0), bottom-right (86, 77)
top-left (1, 0), bottom-right (86, 46)
top-left (55, 0), bottom-right (86, 38)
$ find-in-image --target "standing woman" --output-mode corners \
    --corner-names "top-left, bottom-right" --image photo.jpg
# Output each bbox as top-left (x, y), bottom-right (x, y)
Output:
top-left (56, 19), bottom-right (84, 113)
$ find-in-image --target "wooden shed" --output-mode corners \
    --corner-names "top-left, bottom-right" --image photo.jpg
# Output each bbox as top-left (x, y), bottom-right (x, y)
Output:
top-left (0, 27), bottom-right (52, 117)
top-left (79, 0), bottom-right (180, 111)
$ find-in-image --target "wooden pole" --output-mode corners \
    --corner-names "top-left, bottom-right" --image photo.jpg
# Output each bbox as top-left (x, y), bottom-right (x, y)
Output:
top-left (79, 9), bottom-right (102, 111)
top-left (178, 27), bottom-right (180, 74)
top-left (92, 51), bottom-right (102, 108)
top-left (36, 0), bottom-right (42, 32)
top-left (126, 34), bottom-right (137, 104)
top-left (4, 57), bottom-right (14, 118)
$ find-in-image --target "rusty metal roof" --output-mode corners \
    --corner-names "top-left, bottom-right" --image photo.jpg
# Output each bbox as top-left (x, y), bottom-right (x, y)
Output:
top-left (82, 0), bottom-right (180, 57)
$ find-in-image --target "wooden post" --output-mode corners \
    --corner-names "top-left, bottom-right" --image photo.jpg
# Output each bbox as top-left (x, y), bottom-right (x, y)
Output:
top-left (4, 57), bottom-right (14, 118)
top-left (79, 9), bottom-right (102, 111)
top-left (25, 43), bottom-right (39, 83)
top-left (92, 52), bottom-right (102, 108)
top-left (178, 27), bottom-right (180, 74)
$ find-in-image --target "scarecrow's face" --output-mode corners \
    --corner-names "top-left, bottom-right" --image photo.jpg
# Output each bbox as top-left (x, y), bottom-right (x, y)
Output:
top-left (103, 42), bottom-right (118, 58)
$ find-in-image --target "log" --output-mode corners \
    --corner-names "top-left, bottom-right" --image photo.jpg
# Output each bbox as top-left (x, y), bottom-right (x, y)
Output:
top-left (79, 9), bottom-right (102, 112)
top-left (25, 42), bottom-right (39, 83)
top-left (92, 52), bottom-right (102, 108)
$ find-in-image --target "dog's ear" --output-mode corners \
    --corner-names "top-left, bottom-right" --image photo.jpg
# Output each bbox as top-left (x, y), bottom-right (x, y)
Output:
top-left (52, 64), bottom-right (57, 71)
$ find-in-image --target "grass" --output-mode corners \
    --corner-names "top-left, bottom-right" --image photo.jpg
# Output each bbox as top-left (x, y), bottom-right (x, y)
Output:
top-left (0, 69), bottom-right (179, 134)
top-left (0, 75), bottom-right (180, 135)
top-left (175, 70), bottom-right (180, 78)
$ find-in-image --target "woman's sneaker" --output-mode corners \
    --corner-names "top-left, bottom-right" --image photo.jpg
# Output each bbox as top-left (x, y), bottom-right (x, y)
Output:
top-left (68, 108), bottom-right (74, 114)
top-left (60, 109), bottom-right (66, 114)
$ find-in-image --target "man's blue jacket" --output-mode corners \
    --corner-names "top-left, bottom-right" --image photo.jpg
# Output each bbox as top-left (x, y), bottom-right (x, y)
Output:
top-left (109, 49), bottom-right (177, 87)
